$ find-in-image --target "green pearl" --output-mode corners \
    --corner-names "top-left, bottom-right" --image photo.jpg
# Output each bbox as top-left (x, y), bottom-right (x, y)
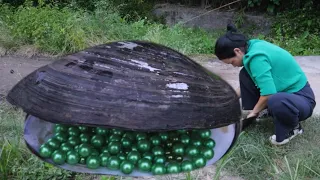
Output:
top-left (91, 135), bottom-right (105, 148)
top-left (172, 137), bottom-right (180, 142)
top-left (142, 152), bottom-right (153, 161)
top-left (150, 136), bottom-right (161, 146)
top-left (190, 131), bottom-right (201, 140)
top-left (185, 145), bottom-right (199, 157)
top-left (118, 153), bottom-right (126, 161)
top-left (51, 150), bottom-right (66, 165)
top-left (165, 150), bottom-right (172, 155)
top-left (60, 142), bottom-right (73, 153)
top-left (151, 163), bottom-right (166, 175)
top-left (68, 127), bottom-right (80, 137)
top-left (136, 132), bottom-right (147, 141)
top-left (91, 148), bottom-right (100, 156)
top-left (181, 160), bottom-right (194, 172)
top-left (68, 136), bottom-right (81, 146)
top-left (177, 130), bottom-right (187, 134)
top-left (137, 139), bottom-right (151, 153)
top-left (159, 132), bottom-right (169, 142)
top-left (152, 146), bottom-right (164, 156)
top-left (54, 132), bottom-right (68, 143)
top-left (138, 158), bottom-right (152, 172)
top-left (109, 134), bottom-right (121, 142)
top-left (200, 147), bottom-right (214, 160)
top-left (80, 133), bottom-right (91, 144)
top-left (199, 129), bottom-right (211, 139)
top-left (96, 127), bottom-right (109, 135)
top-left (100, 152), bottom-right (110, 167)
top-left (127, 151), bottom-right (141, 165)
top-left (172, 143), bottom-right (185, 156)
top-left (166, 142), bottom-right (173, 148)
top-left (167, 162), bottom-right (181, 173)
top-left (111, 129), bottom-right (123, 136)
top-left (168, 131), bottom-right (177, 139)
top-left (175, 156), bottom-right (183, 162)
top-left (190, 138), bottom-right (202, 147)
top-left (121, 137), bottom-right (132, 149)
top-left (153, 155), bottom-right (166, 164)
top-left (66, 150), bottom-right (79, 165)
top-left (54, 124), bottom-right (68, 133)
top-left (108, 141), bottom-right (121, 155)
top-left (203, 139), bottom-right (216, 148)
top-left (122, 132), bottom-right (135, 140)
top-left (74, 145), bottom-right (79, 153)
top-left (86, 155), bottom-right (100, 169)
top-left (79, 157), bottom-right (86, 164)
top-left (107, 156), bottom-right (121, 170)
top-left (193, 155), bottom-right (207, 168)
top-left (131, 144), bottom-right (138, 151)
top-left (78, 144), bottom-right (92, 157)
top-left (39, 144), bottom-right (53, 158)
top-left (78, 126), bottom-right (89, 132)
top-left (166, 155), bottom-right (175, 162)
top-left (120, 160), bottom-right (134, 174)
top-left (180, 134), bottom-right (190, 145)
top-left (101, 146), bottom-right (109, 154)
top-left (46, 138), bottom-right (61, 150)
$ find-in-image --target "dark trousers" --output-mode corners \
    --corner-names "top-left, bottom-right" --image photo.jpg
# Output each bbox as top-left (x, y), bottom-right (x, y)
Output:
top-left (239, 68), bottom-right (316, 141)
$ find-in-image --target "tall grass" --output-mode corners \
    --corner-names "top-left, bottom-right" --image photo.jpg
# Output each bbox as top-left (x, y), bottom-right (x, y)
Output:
top-left (220, 117), bottom-right (320, 180)
top-left (0, 3), bottom-right (221, 56)
top-left (2, 2), bottom-right (318, 57)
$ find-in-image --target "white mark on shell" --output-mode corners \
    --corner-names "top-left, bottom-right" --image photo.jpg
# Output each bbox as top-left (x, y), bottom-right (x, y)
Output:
top-left (117, 42), bottom-right (140, 50)
top-left (172, 95), bottom-right (183, 98)
top-left (166, 83), bottom-right (189, 90)
top-left (94, 62), bottom-right (112, 69)
top-left (173, 72), bottom-right (188, 76)
top-left (158, 105), bottom-right (170, 109)
top-left (130, 59), bottom-right (160, 72)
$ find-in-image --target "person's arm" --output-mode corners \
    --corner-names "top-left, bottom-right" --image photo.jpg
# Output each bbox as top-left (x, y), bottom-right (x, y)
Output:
top-left (246, 54), bottom-right (276, 118)
top-left (247, 95), bottom-right (269, 118)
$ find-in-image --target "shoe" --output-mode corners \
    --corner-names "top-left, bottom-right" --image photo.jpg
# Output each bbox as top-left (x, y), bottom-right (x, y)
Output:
top-left (269, 123), bottom-right (304, 145)
top-left (256, 109), bottom-right (271, 122)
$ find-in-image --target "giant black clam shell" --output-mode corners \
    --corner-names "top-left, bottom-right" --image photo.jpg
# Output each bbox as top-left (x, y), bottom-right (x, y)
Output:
top-left (6, 41), bottom-right (241, 131)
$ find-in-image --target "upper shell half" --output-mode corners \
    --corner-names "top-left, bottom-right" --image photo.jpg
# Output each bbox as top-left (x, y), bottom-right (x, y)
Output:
top-left (6, 41), bottom-right (241, 131)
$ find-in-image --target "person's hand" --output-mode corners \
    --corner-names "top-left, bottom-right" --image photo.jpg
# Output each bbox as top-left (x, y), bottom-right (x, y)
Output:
top-left (246, 111), bottom-right (258, 119)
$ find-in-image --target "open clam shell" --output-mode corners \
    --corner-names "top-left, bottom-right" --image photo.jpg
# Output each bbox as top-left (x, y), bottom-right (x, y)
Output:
top-left (7, 40), bottom-right (241, 131)
top-left (24, 114), bottom-right (241, 176)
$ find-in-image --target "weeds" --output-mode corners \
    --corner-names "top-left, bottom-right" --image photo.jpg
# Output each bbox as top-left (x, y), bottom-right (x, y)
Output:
top-left (222, 117), bottom-right (320, 180)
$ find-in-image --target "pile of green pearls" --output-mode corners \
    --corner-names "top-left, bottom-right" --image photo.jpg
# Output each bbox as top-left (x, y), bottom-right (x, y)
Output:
top-left (39, 124), bottom-right (216, 175)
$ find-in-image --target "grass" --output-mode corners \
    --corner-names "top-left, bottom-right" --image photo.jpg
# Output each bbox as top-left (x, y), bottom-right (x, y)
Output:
top-left (0, 4), bottom-right (222, 56)
top-left (221, 116), bottom-right (320, 180)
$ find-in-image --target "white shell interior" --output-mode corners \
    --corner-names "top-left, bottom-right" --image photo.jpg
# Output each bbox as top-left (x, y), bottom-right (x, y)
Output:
top-left (24, 115), bottom-right (237, 176)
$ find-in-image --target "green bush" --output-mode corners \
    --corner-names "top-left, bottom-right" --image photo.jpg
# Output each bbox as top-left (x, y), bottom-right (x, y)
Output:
top-left (9, 5), bottom-right (90, 53)
top-left (1, 2), bottom-right (222, 55)
top-left (271, 9), bottom-right (320, 38)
